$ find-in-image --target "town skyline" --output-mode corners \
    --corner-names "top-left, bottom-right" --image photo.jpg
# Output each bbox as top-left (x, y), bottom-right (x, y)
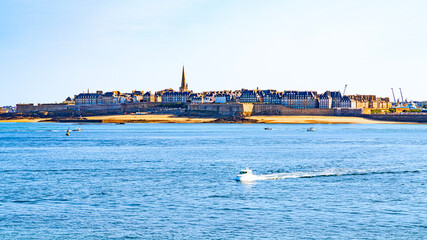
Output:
top-left (4, 66), bottom-right (418, 106)
top-left (1, 64), bottom-right (422, 106)
top-left (1, 1), bottom-right (427, 106)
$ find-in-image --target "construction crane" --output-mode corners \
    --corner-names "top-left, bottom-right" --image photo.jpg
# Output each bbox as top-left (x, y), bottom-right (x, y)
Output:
top-left (343, 84), bottom-right (348, 96)
top-left (399, 88), bottom-right (404, 106)
top-left (391, 88), bottom-right (397, 105)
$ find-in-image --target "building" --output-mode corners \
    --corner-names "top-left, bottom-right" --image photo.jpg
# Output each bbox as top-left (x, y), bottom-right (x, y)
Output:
top-left (204, 92), bottom-right (215, 103)
top-left (339, 96), bottom-right (356, 108)
top-left (191, 95), bottom-right (204, 103)
top-left (131, 90), bottom-right (144, 103)
top-left (63, 97), bottom-right (75, 105)
top-left (102, 91), bottom-right (120, 104)
top-left (282, 91), bottom-right (319, 108)
top-left (0, 106), bottom-right (15, 113)
top-left (240, 89), bottom-right (262, 103)
top-left (74, 92), bottom-right (103, 105)
top-left (214, 94), bottom-right (227, 103)
top-left (319, 92), bottom-right (332, 109)
top-left (143, 91), bottom-right (156, 102)
top-left (262, 90), bottom-right (282, 104)
top-left (179, 66), bottom-right (188, 92)
top-left (162, 91), bottom-right (192, 103)
top-left (347, 95), bottom-right (391, 109)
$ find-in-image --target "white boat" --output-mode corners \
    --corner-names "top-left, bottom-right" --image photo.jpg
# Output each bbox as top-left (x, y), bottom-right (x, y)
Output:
top-left (236, 167), bottom-right (258, 181)
top-left (307, 127), bottom-right (317, 132)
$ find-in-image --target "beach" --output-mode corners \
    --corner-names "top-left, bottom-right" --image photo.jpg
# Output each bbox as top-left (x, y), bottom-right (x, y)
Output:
top-left (0, 118), bottom-right (48, 123)
top-left (0, 114), bottom-right (407, 124)
top-left (0, 114), bottom-right (410, 124)
top-left (247, 115), bottom-right (403, 124)
top-left (73, 114), bottom-right (406, 124)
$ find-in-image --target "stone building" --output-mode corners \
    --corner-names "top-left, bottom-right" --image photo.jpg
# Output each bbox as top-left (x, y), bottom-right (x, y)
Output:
top-left (282, 91), bottom-right (319, 109)
top-left (143, 91), bottom-right (156, 102)
top-left (74, 92), bottom-right (103, 105)
top-left (262, 90), bottom-right (282, 104)
top-left (240, 89), bottom-right (262, 103)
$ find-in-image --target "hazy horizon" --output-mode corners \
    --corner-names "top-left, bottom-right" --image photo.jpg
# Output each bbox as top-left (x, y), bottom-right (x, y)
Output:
top-left (1, 0), bottom-right (427, 106)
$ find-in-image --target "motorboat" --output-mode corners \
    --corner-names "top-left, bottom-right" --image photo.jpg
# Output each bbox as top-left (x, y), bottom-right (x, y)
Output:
top-left (265, 127), bottom-right (272, 130)
top-left (236, 167), bottom-right (258, 181)
top-left (72, 128), bottom-right (82, 132)
top-left (307, 127), bottom-right (317, 132)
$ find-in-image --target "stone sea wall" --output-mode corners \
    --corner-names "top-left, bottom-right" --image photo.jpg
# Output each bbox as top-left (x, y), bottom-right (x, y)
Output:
top-left (16, 102), bottom-right (379, 119)
top-left (187, 104), bottom-right (245, 116)
top-left (16, 104), bottom-right (68, 113)
top-left (252, 104), bottom-right (334, 116)
top-left (187, 104), bottom-right (364, 116)
top-left (363, 114), bottom-right (427, 123)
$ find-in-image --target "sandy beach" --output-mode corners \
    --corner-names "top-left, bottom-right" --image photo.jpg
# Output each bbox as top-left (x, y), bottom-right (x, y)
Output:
top-left (247, 115), bottom-right (402, 124)
top-left (75, 114), bottom-right (401, 124)
top-left (84, 114), bottom-right (216, 123)
top-left (0, 114), bottom-right (407, 124)
top-left (0, 118), bottom-right (49, 123)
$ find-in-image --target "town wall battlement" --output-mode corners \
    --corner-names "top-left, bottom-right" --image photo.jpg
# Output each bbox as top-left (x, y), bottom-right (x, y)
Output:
top-left (187, 103), bottom-right (363, 116)
top-left (17, 103), bottom-right (68, 113)
top-left (363, 114), bottom-right (427, 123)
top-left (252, 104), bottom-right (334, 116)
top-left (17, 102), bottom-right (366, 117)
top-left (187, 104), bottom-right (245, 116)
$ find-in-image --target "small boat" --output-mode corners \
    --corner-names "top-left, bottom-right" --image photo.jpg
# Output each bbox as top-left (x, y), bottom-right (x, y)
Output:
top-left (66, 129), bottom-right (70, 136)
top-left (265, 127), bottom-right (272, 130)
top-left (235, 167), bottom-right (258, 181)
top-left (116, 122), bottom-right (125, 125)
top-left (72, 128), bottom-right (82, 132)
top-left (307, 127), bottom-right (317, 132)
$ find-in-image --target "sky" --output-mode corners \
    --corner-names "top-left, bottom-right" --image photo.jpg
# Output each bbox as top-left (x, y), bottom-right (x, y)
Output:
top-left (1, 0), bottom-right (426, 105)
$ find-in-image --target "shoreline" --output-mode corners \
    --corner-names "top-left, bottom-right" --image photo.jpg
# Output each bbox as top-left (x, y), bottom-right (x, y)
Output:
top-left (0, 114), bottom-right (414, 124)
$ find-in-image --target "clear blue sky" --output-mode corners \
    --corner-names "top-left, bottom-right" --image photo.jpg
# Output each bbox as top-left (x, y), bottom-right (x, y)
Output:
top-left (1, 0), bottom-right (426, 105)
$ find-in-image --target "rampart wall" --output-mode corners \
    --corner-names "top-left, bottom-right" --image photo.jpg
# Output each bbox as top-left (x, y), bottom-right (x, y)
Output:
top-left (188, 103), bottom-right (364, 116)
top-left (17, 102), bottom-right (367, 118)
top-left (252, 104), bottom-right (335, 116)
top-left (187, 104), bottom-right (245, 116)
top-left (363, 114), bottom-right (427, 123)
top-left (71, 104), bottom-right (122, 115)
top-left (17, 104), bottom-right (68, 113)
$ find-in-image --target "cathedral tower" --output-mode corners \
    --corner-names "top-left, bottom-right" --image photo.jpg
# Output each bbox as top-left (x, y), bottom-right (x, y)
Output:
top-left (179, 66), bottom-right (188, 92)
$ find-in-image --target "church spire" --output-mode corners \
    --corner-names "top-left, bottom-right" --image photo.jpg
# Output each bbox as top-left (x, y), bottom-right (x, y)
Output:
top-left (179, 66), bottom-right (188, 92)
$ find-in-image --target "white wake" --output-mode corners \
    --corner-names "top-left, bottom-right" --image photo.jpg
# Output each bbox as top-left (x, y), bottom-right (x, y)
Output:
top-left (248, 169), bottom-right (371, 181)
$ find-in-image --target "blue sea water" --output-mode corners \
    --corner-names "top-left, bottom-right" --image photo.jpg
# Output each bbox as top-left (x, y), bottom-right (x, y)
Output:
top-left (0, 122), bottom-right (426, 239)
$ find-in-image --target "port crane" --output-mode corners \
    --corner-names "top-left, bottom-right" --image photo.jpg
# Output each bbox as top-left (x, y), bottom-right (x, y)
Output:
top-left (391, 88), bottom-right (397, 105)
top-left (399, 88), bottom-right (405, 106)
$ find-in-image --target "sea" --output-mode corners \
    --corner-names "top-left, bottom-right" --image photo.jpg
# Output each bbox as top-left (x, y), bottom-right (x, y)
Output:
top-left (0, 122), bottom-right (426, 239)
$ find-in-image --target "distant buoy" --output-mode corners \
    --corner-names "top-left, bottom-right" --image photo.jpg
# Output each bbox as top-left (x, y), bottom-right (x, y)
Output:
top-left (66, 130), bottom-right (70, 136)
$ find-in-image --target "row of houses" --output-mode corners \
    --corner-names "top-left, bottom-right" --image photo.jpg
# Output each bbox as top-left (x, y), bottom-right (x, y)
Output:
top-left (70, 89), bottom-right (391, 109)
top-left (72, 90), bottom-right (240, 105)
top-left (73, 90), bottom-right (149, 105)
top-left (0, 106), bottom-right (15, 113)
top-left (239, 89), bottom-right (391, 109)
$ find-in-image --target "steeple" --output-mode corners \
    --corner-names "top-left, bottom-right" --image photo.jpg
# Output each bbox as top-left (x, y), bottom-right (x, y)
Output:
top-left (179, 66), bottom-right (188, 92)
